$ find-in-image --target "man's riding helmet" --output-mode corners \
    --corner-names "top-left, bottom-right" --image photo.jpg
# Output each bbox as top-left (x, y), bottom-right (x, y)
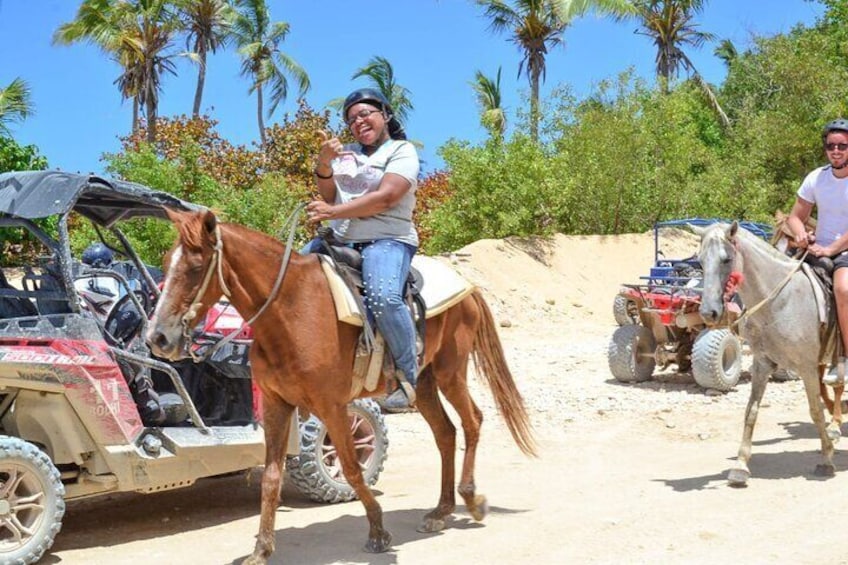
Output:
top-left (82, 243), bottom-right (114, 268)
top-left (342, 88), bottom-right (407, 141)
top-left (822, 118), bottom-right (848, 140)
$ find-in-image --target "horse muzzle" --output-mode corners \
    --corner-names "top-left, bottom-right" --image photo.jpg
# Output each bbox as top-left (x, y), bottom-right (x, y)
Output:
top-left (146, 326), bottom-right (190, 361)
top-left (699, 305), bottom-right (724, 327)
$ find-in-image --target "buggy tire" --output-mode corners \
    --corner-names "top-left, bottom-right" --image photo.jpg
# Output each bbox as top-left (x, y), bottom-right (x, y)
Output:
top-left (0, 436), bottom-right (65, 565)
top-left (613, 294), bottom-right (639, 326)
top-left (608, 325), bottom-right (656, 382)
top-left (691, 329), bottom-right (742, 391)
top-left (286, 399), bottom-right (388, 504)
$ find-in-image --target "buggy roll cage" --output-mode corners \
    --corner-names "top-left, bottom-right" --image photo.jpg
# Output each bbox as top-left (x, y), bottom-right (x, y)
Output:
top-left (0, 171), bottom-right (202, 313)
top-left (652, 218), bottom-right (773, 268)
top-left (0, 171), bottom-right (211, 431)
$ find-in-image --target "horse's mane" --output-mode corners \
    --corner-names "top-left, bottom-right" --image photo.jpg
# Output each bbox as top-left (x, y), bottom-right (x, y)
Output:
top-left (222, 221), bottom-right (282, 248)
top-left (734, 224), bottom-right (799, 268)
top-left (177, 213), bottom-right (284, 257)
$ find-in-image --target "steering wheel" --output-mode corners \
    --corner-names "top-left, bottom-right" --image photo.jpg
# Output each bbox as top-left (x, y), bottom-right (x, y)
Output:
top-left (104, 290), bottom-right (151, 347)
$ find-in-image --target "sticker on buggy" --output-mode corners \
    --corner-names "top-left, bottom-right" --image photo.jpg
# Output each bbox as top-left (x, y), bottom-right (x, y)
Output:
top-left (0, 350), bottom-right (99, 365)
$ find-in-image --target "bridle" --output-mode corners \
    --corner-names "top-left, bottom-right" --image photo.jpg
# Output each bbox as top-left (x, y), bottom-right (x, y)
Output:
top-left (179, 204), bottom-right (305, 362)
top-left (181, 224), bottom-right (231, 333)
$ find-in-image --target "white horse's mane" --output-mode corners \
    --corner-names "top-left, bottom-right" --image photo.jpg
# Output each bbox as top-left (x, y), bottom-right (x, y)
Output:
top-left (701, 222), bottom-right (797, 269)
top-left (734, 224), bottom-right (798, 268)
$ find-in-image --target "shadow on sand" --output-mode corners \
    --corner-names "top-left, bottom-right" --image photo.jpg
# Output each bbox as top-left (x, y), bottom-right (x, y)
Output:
top-left (654, 420), bottom-right (848, 492)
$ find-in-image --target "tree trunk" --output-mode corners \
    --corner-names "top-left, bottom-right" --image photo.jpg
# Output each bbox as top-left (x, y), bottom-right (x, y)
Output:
top-left (132, 97), bottom-right (139, 133)
top-left (145, 57), bottom-right (157, 144)
top-left (530, 67), bottom-right (541, 142)
top-left (193, 46), bottom-right (207, 118)
top-left (257, 86), bottom-right (266, 146)
top-left (146, 81), bottom-right (157, 144)
top-left (693, 74), bottom-right (731, 129)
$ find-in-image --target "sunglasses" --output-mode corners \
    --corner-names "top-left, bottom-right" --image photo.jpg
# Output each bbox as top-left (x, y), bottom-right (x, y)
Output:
top-left (345, 108), bottom-right (383, 126)
top-left (826, 142), bottom-right (848, 151)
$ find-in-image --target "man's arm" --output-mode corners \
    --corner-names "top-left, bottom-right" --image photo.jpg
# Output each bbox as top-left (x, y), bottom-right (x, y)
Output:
top-left (787, 197), bottom-right (814, 248)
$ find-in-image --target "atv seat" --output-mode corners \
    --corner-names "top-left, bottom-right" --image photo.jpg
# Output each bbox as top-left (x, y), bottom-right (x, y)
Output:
top-left (0, 269), bottom-right (37, 318)
top-left (22, 265), bottom-right (73, 315)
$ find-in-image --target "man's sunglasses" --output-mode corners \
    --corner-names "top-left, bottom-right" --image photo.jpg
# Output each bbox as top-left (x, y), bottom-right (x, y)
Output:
top-left (826, 142), bottom-right (848, 151)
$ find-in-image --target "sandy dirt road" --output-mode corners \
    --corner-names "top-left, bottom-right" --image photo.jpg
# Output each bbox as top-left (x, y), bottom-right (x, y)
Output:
top-left (47, 329), bottom-right (848, 565)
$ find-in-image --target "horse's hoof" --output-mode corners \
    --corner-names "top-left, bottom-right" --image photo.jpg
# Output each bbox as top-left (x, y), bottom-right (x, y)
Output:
top-left (828, 424), bottom-right (842, 443)
top-left (364, 530), bottom-right (392, 553)
top-left (417, 516), bottom-right (446, 533)
top-left (727, 468), bottom-right (750, 487)
top-left (815, 463), bottom-right (836, 477)
top-left (469, 494), bottom-right (489, 522)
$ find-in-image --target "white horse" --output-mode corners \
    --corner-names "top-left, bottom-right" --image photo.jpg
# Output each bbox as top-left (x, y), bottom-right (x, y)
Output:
top-left (697, 221), bottom-right (836, 486)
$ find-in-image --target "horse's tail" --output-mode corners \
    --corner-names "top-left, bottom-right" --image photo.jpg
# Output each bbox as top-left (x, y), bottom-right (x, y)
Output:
top-left (470, 289), bottom-right (537, 457)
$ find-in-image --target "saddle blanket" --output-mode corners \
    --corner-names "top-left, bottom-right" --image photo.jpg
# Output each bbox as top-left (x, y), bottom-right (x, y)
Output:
top-left (317, 254), bottom-right (475, 326)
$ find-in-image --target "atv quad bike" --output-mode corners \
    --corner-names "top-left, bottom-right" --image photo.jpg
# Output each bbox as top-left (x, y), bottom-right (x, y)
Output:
top-left (0, 171), bottom-right (389, 564)
top-left (608, 218), bottom-right (772, 391)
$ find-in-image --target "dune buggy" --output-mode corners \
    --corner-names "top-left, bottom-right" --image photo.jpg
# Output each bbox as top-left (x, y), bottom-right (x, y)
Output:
top-left (0, 171), bottom-right (389, 564)
top-left (608, 218), bottom-right (772, 391)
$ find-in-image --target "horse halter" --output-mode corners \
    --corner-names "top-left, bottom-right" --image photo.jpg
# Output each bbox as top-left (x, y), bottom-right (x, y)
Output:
top-left (180, 224), bottom-right (231, 354)
top-left (179, 203), bottom-right (306, 363)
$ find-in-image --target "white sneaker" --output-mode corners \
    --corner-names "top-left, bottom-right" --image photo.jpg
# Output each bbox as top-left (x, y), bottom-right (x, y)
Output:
top-left (824, 359), bottom-right (846, 386)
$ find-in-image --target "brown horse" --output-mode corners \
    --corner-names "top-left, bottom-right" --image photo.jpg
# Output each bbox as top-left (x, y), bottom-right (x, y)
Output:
top-left (146, 208), bottom-right (537, 564)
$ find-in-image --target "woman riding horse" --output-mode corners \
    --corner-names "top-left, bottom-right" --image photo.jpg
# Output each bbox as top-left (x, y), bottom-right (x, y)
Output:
top-left (305, 88), bottom-right (420, 412)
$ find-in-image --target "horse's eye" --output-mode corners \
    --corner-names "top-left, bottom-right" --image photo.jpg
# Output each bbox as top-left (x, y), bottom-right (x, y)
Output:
top-left (187, 263), bottom-right (204, 276)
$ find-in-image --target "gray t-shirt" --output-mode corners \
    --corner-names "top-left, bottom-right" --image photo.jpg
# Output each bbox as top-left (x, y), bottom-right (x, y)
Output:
top-left (328, 139), bottom-right (419, 247)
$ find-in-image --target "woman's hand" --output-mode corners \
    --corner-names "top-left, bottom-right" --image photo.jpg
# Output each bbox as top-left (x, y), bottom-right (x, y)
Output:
top-left (306, 200), bottom-right (336, 223)
top-left (316, 130), bottom-right (350, 166)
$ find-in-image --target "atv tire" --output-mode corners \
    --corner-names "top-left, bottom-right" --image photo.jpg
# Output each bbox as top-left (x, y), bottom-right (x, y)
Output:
top-left (286, 399), bottom-right (388, 503)
top-left (691, 329), bottom-right (742, 391)
top-left (613, 294), bottom-right (639, 326)
top-left (608, 325), bottom-right (656, 383)
top-left (0, 436), bottom-right (65, 565)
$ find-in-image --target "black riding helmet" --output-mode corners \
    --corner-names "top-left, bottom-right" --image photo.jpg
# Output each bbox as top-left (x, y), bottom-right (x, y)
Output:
top-left (82, 242), bottom-right (114, 268)
top-left (822, 118), bottom-right (848, 140)
top-left (342, 88), bottom-right (407, 141)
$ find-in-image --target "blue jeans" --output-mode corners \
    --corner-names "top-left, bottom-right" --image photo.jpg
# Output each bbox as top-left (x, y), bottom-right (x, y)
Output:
top-left (301, 237), bottom-right (419, 386)
top-left (360, 239), bottom-right (418, 386)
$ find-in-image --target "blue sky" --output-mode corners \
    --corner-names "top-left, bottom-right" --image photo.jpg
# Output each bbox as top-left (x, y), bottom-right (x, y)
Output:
top-left (0, 0), bottom-right (825, 176)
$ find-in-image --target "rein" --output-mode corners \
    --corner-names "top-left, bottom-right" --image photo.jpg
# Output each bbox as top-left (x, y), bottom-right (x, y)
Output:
top-left (729, 246), bottom-right (809, 330)
top-left (185, 203), bottom-right (306, 362)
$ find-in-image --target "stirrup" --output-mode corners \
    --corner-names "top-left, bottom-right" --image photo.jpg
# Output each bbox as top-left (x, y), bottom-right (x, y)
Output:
top-left (394, 372), bottom-right (417, 406)
top-left (380, 388), bottom-right (416, 413)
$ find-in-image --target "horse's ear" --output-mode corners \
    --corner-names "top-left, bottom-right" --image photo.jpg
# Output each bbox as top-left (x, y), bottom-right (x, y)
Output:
top-left (729, 221), bottom-right (739, 238)
top-left (164, 206), bottom-right (189, 225)
top-left (201, 209), bottom-right (217, 237)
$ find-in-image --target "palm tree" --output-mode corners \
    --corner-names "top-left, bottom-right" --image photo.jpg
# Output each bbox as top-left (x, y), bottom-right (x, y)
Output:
top-left (470, 67), bottom-right (506, 139)
top-left (229, 0), bottom-right (310, 146)
top-left (179, 0), bottom-right (234, 117)
top-left (350, 56), bottom-right (414, 127)
top-left (54, 0), bottom-right (185, 142)
top-left (326, 56), bottom-right (414, 133)
top-left (476, 0), bottom-right (634, 140)
top-left (714, 38), bottom-right (737, 70)
top-left (0, 78), bottom-right (33, 136)
top-left (624, 0), bottom-right (729, 127)
top-left (627, 0), bottom-right (713, 89)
